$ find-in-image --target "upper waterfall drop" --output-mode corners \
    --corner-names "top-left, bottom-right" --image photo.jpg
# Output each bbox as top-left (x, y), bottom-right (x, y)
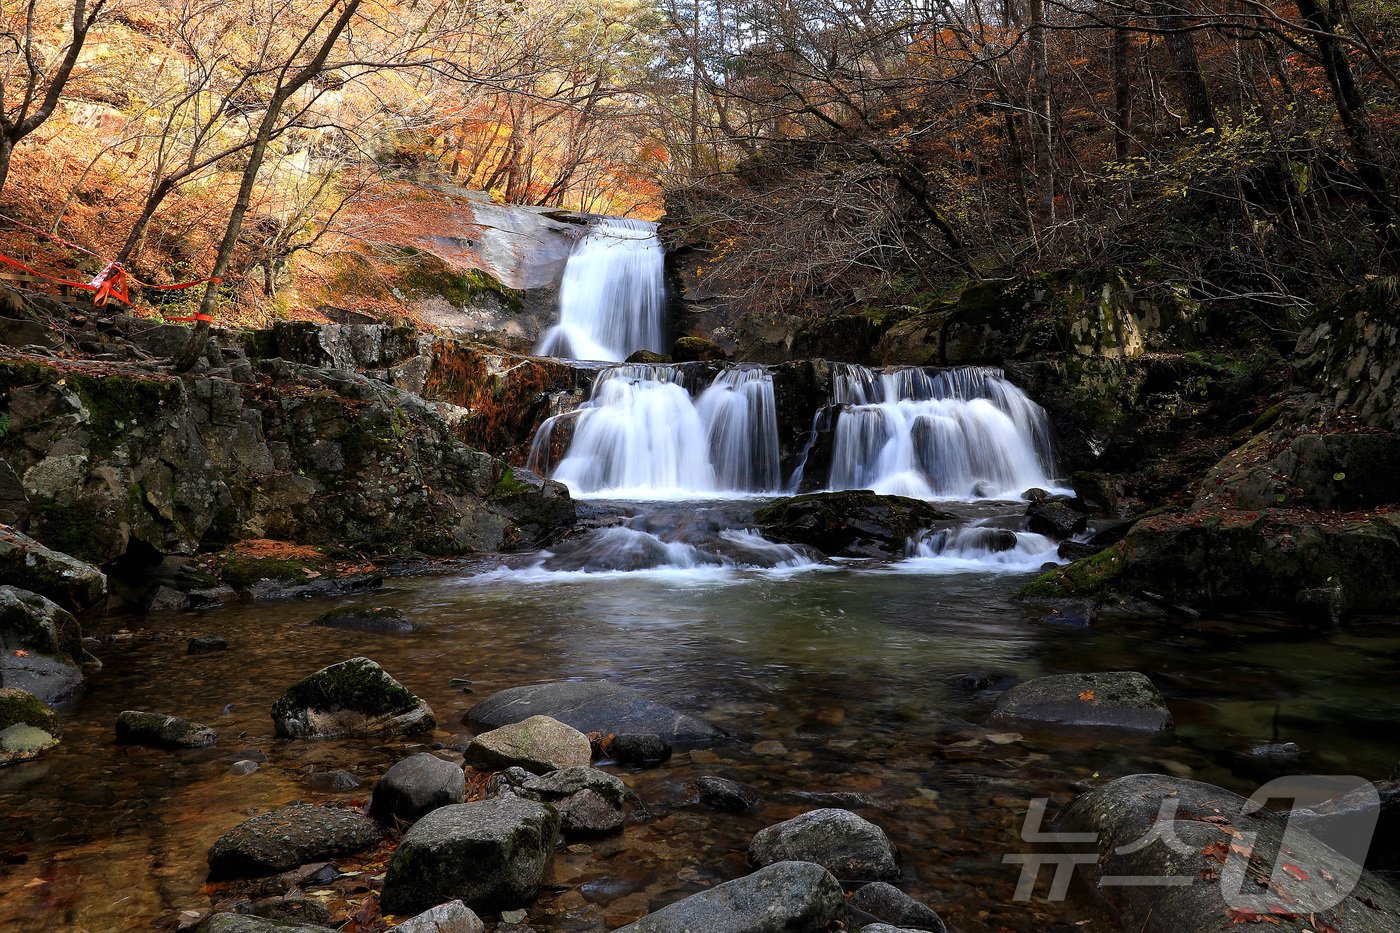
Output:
top-left (534, 217), bottom-right (667, 362)
top-left (825, 364), bottom-right (1060, 500)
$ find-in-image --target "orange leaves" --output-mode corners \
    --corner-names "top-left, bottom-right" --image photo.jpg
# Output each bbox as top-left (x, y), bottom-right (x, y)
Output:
top-left (11, 649), bottom-right (29, 658)
top-left (1078, 689), bottom-right (1096, 701)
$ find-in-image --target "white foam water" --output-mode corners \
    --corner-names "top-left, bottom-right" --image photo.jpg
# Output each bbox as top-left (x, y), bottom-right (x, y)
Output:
top-left (535, 218), bottom-right (666, 362)
top-left (827, 364), bottom-right (1061, 500)
top-left (896, 522), bottom-right (1063, 573)
top-left (530, 364), bottom-right (782, 498)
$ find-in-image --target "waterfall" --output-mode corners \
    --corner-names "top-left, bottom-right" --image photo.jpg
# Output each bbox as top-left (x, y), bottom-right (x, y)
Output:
top-left (535, 218), bottom-right (666, 362)
top-left (826, 364), bottom-right (1059, 500)
top-left (902, 522), bottom-right (1061, 573)
top-left (532, 364), bottom-right (782, 497)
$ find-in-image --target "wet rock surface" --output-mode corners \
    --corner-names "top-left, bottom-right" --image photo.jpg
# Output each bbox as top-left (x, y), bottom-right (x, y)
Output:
top-left (379, 797), bottom-right (560, 916)
top-left (1056, 773), bottom-right (1400, 932)
top-left (849, 882), bottom-right (947, 932)
top-left (370, 752), bottom-right (465, 824)
top-left (310, 606), bottom-right (418, 634)
top-left (748, 808), bottom-right (900, 881)
top-left (0, 525), bottom-right (107, 611)
top-left (207, 804), bottom-right (382, 880)
top-left (467, 680), bottom-right (723, 746)
top-left (115, 710), bottom-right (218, 749)
top-left (271, 657), bottom-right (434, 739)
top-left (493, 765), bottom-right (628, 836)
top-left (464, 715), bottom-right (592, 774)
top-left (753, 491), bottom-right (957, 558)
top-left (394, 900), bottom-right (486, 933)
top-left (990, 671), bottom-right (1172, 732)
top-left (0, 586), bottom-right (84, 704)
top-left (613, 860), bottom-right (844, 933)
top-left (693, 775), bottom-right (762, 812)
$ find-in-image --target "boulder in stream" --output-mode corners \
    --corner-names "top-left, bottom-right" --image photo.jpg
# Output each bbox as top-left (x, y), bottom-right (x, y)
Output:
top-left (1025, 500), bottom-right (1088, 539)
top-left (370, 752), bottom-right (466, 824)
top-left (196, 914), bottom-right (333, 932)
top-left (271, 656), bottom-right (434, 739)
top-left (310, 606), bottom-right (418, 634)
top-left (749, 808), bottom-right (900, 881)
top-left (464, 714), bottom-right (591, 774)
top-left (849, 882), bottom-right (946, 932)
top-left (116, 710), bottom-right (218, 748)
top-left (493, 764), bottom-right (627, 835)
top-left (990, 671), bottom-right (1172, 732)
top-left (752, 491), bottom-right (957, 558)
top-left (1055, 773), bottom-right (1400, 932)
top-left (0, 586), bottom-right (84, 705)
top-left (207, 804), bottom-right (382, 880)
top-left (467, 679), bottom-right (723, 745)
top-left (693, 775), bottom-right (763, 812)
top-left (0, 686), bottom-right (61, 765)
top-left (394, 900), bottom-right (485, 933)
top-left (379, 797), bottom-right (560, 915)
top-left (613, 860), bottom-right (844, 933)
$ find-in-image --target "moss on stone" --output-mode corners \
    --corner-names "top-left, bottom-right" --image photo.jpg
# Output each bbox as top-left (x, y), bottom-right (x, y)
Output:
top-left (1019, 541), bottom-right (1127, 599)
top-left (272, 657), bottom-right (421, 721)
top-left (0, 688), bottom-right (61, 736)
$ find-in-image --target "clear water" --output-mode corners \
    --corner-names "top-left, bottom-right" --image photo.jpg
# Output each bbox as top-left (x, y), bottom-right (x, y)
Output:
top-left (4, 498), bottom-right (1399, 932)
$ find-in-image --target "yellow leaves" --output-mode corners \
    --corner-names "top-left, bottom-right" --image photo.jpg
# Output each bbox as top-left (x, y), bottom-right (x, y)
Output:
top-left (1078, 689), bottom-right (1096, 701)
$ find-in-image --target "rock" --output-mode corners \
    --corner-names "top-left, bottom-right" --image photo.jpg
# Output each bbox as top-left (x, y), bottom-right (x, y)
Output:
top-left (248, 896), bottom-right (331, 925)
top-left (464, 715), bottom-right (591, 774)
top-left (303, 769), bottom-right (359, 792)
top-left (753, 491), bottom-right (957, 558)
top-left (196, 914), bottom-right (332, 932)
top-left (625, 350), bottom-right (671, 364)
top-left (370, 752), bottom-right (465, 824)
top-left (0, 722), bottom-right (59, 766)
top-left (1070, 471), bottom-right (1120, 515)
top-left (379, 797), bottom-right (560, 915)
top-left (116, 710), bottom-right (218, 748)
top-left (614, 860), bottom-right (843, 933)
top-left (608, 732), bottom-right (671, 768)
top-left (1021, 487), bottom-right (1050, 504)
top-left (468, 680), bottom-right (722, 746)
top-left (671, 336), bottom-right (728, 362)
top-left (229, 760), bottom-right (260, 776)
top-left (310, 606), bottom-right (417, 634)
top-left (1056, 773), bottom-right (1400, 932)
top-left (188, 635), bottom-right (229, 654)
top-left (861, 926), bottom-right (925, 933)
top-left (0, 687), bottom-right (61, 736)
top-left (849, 882), bottom-right (946, 932)
top-left (1056, 540), bottom-right (1101, 562)
top-left (0, 525), bottom-right (108, 611)
top-left (394, 900), bottom-right (485, 933)
top-left (693, 775), bottom-right (762, 812)
top-left (0, 586), bottom-right (84, 704)
top-left (500, 766), bottom-right (627, 835)
top-left (207, 804), bottom-right (382, 880)
top-left (990, 671), bottom-right (1172, 732)
top-left (749, 808), bottom-right (900, 881)
top-left (1025, 500), bottom-right (1088, 539)
top-left (271, 657), bottom-right (434, 739)
top-left (1287, 780), bottom-right (1400, 869)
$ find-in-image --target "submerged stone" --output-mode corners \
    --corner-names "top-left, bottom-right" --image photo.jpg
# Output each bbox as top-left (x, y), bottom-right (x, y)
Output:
top-left (990, 671), bottom-right (1172, 733)
top-left (116, 710), bottom-right (218, 749)
top-left (310, 606), bottom-right (418, 634)
top-left (467, 680), bottom-right (723, 745)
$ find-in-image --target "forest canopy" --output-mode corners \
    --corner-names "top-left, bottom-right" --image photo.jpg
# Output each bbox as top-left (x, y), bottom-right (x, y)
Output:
top-left (1, 0), bottom-right (1396, 324)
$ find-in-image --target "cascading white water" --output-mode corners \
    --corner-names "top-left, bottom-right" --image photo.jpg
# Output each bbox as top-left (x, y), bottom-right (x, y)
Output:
top-left (535, 218), bottom-right (666, 362)
top-left (531, 364), bottom-right (782, 497)
top-left (827, 364), bottom-right (1060, 500)
top-left (901, 522), bottom-right (1062, 573)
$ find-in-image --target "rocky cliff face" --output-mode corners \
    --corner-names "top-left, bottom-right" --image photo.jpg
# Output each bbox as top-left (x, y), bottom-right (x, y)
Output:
top-left (0, 315), bottom-right (577, 610)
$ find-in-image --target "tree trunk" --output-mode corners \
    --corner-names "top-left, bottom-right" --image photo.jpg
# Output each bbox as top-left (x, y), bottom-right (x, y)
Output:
top-left (1294, 0), bottom-right (1399, 268)
top-left (1154, 0), bottom-right (1216, 129)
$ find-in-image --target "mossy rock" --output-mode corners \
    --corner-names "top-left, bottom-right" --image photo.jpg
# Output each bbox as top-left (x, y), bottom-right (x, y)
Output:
top-left (753, 491), bottom-right (958, 558)
top-left (271, 656), bottom-right (435, 739)
top-left (671, 335), bottom-right (728, 362)
top-left (1019, 541), bottom-right (1127, 600)
top-left (0, 687), bottom-right (61, 736)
